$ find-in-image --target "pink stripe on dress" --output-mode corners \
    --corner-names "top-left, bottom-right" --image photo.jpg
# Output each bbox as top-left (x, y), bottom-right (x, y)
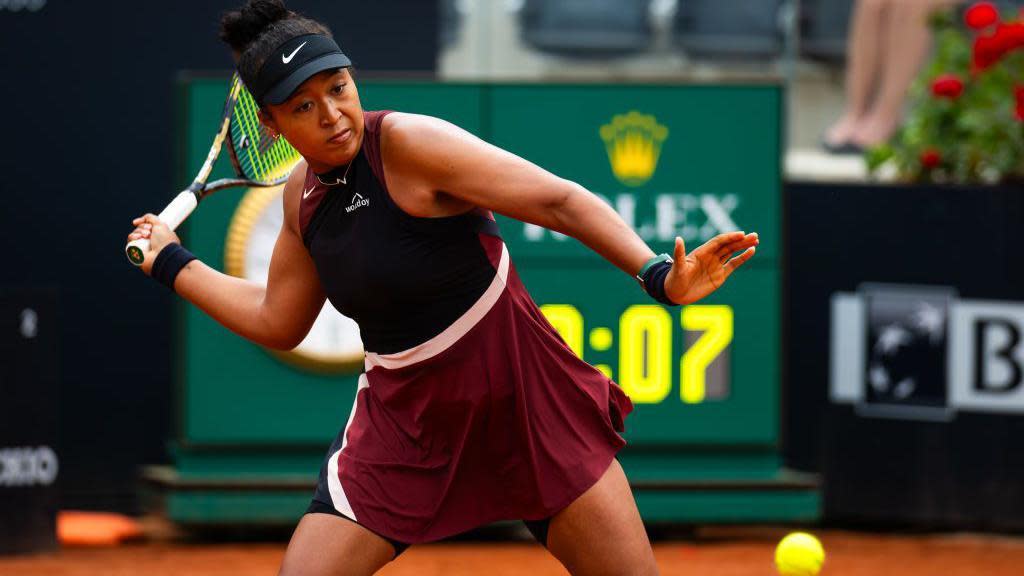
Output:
top-left (364, 243), bottom-right (510, 371)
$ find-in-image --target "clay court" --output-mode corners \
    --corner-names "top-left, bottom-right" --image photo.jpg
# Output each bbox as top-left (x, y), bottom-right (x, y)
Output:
top-left (3, 527), bottom-right (1023, 575)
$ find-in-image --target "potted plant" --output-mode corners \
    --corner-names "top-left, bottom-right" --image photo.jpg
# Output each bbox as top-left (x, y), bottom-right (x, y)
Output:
top-left (869, 2), bottom-right (1023, 184)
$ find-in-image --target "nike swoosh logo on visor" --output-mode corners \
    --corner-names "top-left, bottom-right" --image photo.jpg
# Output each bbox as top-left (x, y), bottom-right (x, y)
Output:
top-left (303, 186), bottom-right (315, 199)
top-left (282, 41), bottom-right (307, 64)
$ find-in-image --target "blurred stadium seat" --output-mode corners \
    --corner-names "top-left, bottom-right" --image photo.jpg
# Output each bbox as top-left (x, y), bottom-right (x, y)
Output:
top-left (519, 0), bottom-right (654, 57)
top-left (673, 0), bottom-right (785, 60)
top-left (993, 0), bottom-right (1024, 16)
top-left (800, 0), bottom-right (853, 63)
top-left (440, 0), bottom-right (462, 50)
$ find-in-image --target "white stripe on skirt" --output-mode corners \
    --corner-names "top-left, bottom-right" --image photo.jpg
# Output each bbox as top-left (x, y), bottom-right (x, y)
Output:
top-left (327, 373), bottom-right (370, 520)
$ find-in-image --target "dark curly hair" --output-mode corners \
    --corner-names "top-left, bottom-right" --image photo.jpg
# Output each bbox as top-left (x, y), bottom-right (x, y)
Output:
top-left (219, 0), bottom-right (334, 93)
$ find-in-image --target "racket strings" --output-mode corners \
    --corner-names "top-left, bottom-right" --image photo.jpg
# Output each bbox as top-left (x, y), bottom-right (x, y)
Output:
top-left (230, 79), bottom-right (300, 183)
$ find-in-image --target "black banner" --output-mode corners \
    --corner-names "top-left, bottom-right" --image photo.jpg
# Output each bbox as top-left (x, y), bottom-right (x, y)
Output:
top-left (0, 288), bottom-right (59, 554)
top-left (785, 182), bottom-right (1024, 530)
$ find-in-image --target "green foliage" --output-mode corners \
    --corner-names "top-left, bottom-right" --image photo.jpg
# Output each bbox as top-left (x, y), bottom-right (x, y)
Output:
top-left (871, 7), bottom-right (1024, 184)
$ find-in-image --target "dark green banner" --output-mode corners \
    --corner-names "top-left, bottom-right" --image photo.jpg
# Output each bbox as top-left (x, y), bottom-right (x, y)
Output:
top-left (178, 79), bottom-right (781, 449)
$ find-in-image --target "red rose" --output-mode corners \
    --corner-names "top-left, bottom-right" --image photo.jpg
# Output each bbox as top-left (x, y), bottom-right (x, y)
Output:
top-left (931, 74), bottom-right (964, 99)
top-left (972, 34), bottom-right (1000, 71)
top-left (1015, 86), bottom-right (1024, 121)
top-left (1003, 23), bottom-right (1024, 50)
top-left (965, 2), bottom-right (999, 30)
top-left (920, 149), bottom-right (942, 169)
top-left (971, 23), bottom-right (1024, 72)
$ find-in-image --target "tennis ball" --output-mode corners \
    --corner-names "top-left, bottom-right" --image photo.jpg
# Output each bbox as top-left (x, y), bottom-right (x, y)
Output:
top-left (774, 532), bottom-right (825, 576)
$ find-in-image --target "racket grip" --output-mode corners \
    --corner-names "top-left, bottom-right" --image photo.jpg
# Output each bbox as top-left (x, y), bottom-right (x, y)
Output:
top-left (125, 191), bottom-right (200, 266)
top-left (126, 237), bottom-right (150, 266)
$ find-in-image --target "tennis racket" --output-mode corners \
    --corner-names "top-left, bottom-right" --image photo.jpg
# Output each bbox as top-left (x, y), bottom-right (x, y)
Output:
top-left (126, 74), bottom-right (300, 265)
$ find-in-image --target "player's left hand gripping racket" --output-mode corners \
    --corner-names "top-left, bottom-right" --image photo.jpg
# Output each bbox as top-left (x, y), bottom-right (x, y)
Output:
top-left (126, 74), bottom-right (300, 266)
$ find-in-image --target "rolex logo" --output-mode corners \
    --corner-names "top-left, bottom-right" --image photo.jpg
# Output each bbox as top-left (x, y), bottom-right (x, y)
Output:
top-left (599, 111), bottom-right (669, 187)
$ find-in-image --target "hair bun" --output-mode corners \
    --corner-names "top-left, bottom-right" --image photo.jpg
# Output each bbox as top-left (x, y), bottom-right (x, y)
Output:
top-left (220, 0), bottom-right (294, 53)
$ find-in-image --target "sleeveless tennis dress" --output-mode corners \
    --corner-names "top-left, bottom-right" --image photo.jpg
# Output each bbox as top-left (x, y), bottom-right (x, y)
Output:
top-left (301, 111), bottom-right (634, 546)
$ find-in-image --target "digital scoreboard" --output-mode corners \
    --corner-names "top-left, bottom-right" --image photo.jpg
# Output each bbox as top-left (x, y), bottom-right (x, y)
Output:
top-left (489, 84), bottom-right (780, 447)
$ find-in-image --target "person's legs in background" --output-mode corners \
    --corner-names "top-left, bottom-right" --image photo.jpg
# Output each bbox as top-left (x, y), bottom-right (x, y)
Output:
top-left (850, 0), bottom-right (960, 147)
top-left (824, 0), bottom-right (963, 153)
top-left (824, 0), bottom-right (888, 150)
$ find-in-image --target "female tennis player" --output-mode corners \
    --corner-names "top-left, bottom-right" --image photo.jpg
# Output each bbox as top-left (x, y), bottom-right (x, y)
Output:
top-left (128, 1), bottom-right (758, 574)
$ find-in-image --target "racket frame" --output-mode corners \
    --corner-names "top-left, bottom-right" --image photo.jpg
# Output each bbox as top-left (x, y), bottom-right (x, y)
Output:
top-left (126, 75), bottom-right (296, 266)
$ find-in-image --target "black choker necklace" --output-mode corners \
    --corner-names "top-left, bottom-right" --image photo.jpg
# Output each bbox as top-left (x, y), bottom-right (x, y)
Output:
top-left (315, 161), bottom-right (353, 186)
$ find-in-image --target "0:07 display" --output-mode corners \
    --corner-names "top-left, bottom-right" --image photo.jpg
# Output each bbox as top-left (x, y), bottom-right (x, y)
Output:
top-left (540, 304), bottom-right (733, 405)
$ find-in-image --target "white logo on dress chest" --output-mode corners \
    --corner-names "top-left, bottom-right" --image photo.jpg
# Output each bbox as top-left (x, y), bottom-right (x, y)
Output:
top-left (345, 192), bottom-right (370, 214)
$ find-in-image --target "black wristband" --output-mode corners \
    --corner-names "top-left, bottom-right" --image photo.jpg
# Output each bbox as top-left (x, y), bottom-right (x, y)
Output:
top-left (641, 261), bottom-right (678, 306)
top-left (151, 243), bottom-right (197, 292)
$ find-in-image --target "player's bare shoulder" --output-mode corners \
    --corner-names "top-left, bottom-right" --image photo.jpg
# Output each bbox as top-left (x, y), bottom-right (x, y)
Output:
top-left (380, 112), bottom-right (479, 176)
top-left (383, 112), bottom-right (469, 152)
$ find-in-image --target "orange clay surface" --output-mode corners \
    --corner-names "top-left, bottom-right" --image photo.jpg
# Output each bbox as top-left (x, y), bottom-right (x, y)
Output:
top-left (2, 525), bottom-right (1023, 575)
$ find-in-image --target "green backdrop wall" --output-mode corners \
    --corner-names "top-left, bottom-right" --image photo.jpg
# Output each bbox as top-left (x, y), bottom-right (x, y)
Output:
top-left (158, 77), bottom-right (816, 525)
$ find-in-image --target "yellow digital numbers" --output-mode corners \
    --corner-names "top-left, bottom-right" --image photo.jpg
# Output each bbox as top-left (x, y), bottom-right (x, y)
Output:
top-left (540, 304), bottom-right (733, 405)
top-left (680, 305), bottom-right (733, 404)
top-left (618, 305), bottom-right (672, 403)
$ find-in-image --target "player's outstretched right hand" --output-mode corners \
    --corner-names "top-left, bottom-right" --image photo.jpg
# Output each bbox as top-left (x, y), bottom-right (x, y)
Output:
top-left (663, 231), bottom-right (759, 305)
top-left (127, 214), bottom-right (183, 275)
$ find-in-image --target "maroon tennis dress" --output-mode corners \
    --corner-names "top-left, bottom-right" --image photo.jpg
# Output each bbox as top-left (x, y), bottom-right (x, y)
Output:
top-left (300, 111), bottom-right (634, 547)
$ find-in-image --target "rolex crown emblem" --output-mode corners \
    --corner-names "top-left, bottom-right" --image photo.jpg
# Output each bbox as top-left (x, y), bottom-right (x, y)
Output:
top-left (599, 111), bottom-right (669, 187)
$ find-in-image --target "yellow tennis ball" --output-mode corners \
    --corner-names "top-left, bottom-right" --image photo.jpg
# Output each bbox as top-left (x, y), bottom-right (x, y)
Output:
top-left (775, 532), bottom-right (825, 576)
